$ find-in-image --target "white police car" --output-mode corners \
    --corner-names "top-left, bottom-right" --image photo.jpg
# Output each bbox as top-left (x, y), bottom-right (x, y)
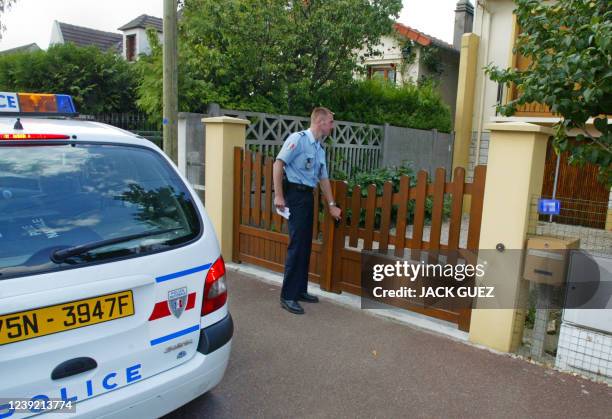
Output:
top-left (0, 93), bottom-right (232, 418)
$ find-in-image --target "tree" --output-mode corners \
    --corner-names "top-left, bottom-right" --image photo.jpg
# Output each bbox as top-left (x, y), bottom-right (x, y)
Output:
top-left (0, 0), bottom-right (16, 39)
top-left (486, 0), bottom-right (611, 186)
top-left (0, 43), bottom-right (139, 114)
top-left (136, 0), bottom-right (402, 117)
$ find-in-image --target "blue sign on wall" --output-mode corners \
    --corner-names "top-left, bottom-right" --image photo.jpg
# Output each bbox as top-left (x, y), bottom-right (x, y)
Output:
top-left (538, 199), bottom-right (561, 215)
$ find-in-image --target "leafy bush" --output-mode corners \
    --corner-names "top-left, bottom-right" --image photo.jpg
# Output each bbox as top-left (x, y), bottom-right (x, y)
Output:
top-left (0, 43), bottom-right (139, 114)
top-left (314, 79), bottom-right (452, 132)
top-left (335, 165), bottom-right (452, 229)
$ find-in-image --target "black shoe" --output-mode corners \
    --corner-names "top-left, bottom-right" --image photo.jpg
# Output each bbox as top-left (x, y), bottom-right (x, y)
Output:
top-left (298, 292), bottom-right (319, 303)
top-left (280, 299), bottom-right (304, 314)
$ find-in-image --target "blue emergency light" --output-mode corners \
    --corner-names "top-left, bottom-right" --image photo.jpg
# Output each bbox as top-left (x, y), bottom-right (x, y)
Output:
top-left (55, 94), bottom-right (77, 114)
top-left (538, 198), bottom-right (561, 215)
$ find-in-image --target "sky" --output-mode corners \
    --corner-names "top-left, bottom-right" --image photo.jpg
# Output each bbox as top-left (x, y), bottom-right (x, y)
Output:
top-left (0, 0), bottom-right (466, 52)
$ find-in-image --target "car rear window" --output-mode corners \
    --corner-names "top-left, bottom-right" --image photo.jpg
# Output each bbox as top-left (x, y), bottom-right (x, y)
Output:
top-left (0, 143), bottom-right (201, 279)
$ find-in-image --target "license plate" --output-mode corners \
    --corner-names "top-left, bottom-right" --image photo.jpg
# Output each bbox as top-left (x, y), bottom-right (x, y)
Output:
top-left (0, 290), bottom-right (134, 346)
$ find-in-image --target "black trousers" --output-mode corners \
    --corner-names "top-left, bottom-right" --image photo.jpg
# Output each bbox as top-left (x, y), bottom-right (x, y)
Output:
top-left (281, 186), bottom-right (314, 300)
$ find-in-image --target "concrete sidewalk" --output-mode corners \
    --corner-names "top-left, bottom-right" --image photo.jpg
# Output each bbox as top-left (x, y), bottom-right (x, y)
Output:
top-left (166, 269), bottom-right (611, 418)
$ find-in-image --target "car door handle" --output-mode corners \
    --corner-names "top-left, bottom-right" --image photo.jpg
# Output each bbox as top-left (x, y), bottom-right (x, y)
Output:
top-left (51, 357), bottom-right (98, 380)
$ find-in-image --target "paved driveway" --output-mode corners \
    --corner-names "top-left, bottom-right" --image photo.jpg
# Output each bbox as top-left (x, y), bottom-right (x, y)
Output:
top-left (165, 270), bottom-right (611, 418)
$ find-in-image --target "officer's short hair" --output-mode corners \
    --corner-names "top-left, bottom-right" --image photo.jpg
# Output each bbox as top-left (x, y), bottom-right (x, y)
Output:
top-left (311, 107), bottom-right (334, 124)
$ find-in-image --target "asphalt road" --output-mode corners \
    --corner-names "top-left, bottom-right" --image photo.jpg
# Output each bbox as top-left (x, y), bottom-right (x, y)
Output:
top-left (165, 270), bottom-right (612, 419)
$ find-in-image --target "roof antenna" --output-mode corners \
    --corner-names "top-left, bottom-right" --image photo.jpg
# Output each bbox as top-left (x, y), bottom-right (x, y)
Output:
top-left (13, 118), bottom-right (23, 130)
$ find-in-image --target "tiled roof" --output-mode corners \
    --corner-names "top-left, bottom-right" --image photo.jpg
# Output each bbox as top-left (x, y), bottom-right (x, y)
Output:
top-left (393, 22), bottom-right (458, 53)
top-left (0, 43), bottom-right (41, 54)
top-left (58, 22), bottom-right (122, 52)
top-left (118, 14), bottom-right (163, 32)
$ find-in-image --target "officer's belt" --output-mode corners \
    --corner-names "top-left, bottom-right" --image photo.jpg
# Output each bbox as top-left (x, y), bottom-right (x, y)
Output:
top-left (285, 181), bottom-right (313, 192)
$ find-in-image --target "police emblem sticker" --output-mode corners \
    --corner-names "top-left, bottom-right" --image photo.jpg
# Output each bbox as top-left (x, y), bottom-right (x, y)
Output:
top-left (168, 287), bottom-right (188, 318)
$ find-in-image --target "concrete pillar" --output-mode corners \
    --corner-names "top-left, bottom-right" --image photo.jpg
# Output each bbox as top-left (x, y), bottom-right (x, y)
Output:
top-left (452, 33), bottom-right (479, 175)
top-left (203, 116), bottom-right (249, 259)
top-left (453, 33), bottom-right (480, 213)
top-left (468, 122), bottom-right (553, 353)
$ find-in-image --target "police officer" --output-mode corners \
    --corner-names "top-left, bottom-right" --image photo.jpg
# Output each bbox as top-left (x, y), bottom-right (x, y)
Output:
top-left (273, 107), bottom-right (342, 314)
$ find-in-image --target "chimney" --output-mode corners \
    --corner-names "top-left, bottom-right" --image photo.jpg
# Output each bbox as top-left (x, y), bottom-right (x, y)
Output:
top-left (453, 0), bottom-right (474, 49)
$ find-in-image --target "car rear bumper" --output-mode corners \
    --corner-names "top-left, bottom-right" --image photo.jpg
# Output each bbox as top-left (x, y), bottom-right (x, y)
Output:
top-left (56, 314), bottom-right (233, 419)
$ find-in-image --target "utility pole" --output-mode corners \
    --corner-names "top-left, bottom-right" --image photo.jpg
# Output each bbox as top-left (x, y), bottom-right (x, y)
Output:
top-left (163, 0), bottom-right (178, 163)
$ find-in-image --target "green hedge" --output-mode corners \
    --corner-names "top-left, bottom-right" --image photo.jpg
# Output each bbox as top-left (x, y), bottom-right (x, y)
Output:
top-left (0, 44), bottom-right (139, 115)
top-left (313, 79), bottom-right (452, 133)
top-left (228, 78), bottom-right (453, 132)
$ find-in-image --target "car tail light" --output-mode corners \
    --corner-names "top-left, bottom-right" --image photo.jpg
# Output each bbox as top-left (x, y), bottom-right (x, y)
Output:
top-left (1, 133), bottom-right (70, 140)
top-left (202, 256), bottom-right (227, 315)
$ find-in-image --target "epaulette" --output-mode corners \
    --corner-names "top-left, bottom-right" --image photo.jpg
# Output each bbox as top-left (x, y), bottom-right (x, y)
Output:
top-left (298, 131), bottom-right (306, 137)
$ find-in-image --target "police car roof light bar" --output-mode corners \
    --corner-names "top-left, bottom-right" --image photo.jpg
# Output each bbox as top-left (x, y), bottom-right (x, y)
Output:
top-left (0, 92), bottom-right (78, 116)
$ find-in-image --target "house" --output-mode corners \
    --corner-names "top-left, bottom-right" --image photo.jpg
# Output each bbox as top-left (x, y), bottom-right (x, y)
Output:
top-left (360, 0), bottom-right (475, 120)
top-left (49, 14), bottom-right (163, 62)
top-left (117, 15), bottom-right (163, 62)
top-left (0, 43), bottom-right (41, 55)
top-left (451, 0), bottom-right (612, 383)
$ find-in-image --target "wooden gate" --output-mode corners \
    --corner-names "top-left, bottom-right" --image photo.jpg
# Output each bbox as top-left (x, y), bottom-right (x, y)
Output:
top-left (232, 148), bottom-right (330, 284)
top-left (233, 148), bottom-right (487, 331)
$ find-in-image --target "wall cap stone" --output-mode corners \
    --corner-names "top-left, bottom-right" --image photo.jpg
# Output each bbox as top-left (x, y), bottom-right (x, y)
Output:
top-left (485, 122), bottom-right (554, 136)
top-left (461, 32), bottom-right (479, 47)
top-left (202, 116), bottom-right (250, 126)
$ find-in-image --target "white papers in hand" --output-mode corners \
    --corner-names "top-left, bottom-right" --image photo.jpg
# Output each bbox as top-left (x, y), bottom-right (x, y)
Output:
top-left (276, 207), bottom-right (290, 220)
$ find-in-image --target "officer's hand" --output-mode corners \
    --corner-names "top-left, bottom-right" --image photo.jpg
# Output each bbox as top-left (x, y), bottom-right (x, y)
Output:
top-left (274, 196), bottom-right (286, 211)
top-left (329, 205), bottom-right (342, 222)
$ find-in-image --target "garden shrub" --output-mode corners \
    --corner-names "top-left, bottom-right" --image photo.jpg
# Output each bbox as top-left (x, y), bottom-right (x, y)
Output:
top-left (333, 164), bottom-right (452, 230)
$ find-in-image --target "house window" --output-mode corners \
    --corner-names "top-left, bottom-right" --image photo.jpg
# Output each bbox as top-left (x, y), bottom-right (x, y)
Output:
top-left (367, 65), bottom-right (396, 83)
top-left (126, 34), bottom-right (136, 62)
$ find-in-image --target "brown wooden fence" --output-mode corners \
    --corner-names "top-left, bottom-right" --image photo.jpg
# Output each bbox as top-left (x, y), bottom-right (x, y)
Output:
top-left (233, 147), bottom-right (487, 331)
top-left (541, 138), bottom-right (610, 229)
